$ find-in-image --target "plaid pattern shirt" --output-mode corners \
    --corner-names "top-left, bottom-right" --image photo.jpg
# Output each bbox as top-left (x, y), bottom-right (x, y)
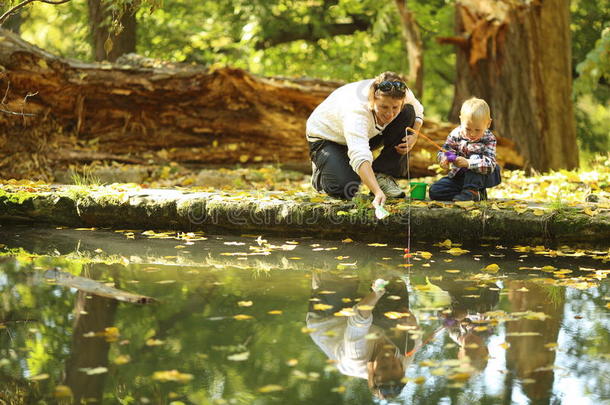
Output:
top-left (438, 126), bottom-right (497, 178)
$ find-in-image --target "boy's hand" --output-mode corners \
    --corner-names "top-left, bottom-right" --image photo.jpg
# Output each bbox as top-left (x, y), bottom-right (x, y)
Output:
top-left (440, 157), bottom-right (450, 169)
top-left (455, 156), bottom-right (469, 168)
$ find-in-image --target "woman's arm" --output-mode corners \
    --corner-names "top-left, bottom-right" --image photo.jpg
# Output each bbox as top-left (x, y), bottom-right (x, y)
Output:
top-left (357, 161), bottom-right (386, 207)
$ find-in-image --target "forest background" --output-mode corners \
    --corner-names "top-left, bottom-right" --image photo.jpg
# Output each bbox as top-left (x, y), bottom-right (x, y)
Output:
top-left (1, 0), bottom-right (608, 168)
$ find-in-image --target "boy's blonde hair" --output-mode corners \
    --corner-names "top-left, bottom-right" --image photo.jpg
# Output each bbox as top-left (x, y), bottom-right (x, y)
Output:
top-left (460, 97), bottom-right (491, 122)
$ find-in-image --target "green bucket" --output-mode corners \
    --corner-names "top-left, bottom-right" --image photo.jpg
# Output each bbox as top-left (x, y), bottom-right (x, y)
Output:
top-left (409, 182), bottom-right (427, 200)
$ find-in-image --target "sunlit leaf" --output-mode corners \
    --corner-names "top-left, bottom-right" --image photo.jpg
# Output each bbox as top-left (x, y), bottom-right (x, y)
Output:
top-left (152, 370), bottom-right (194, 383)
top-left (484, 263), bottom-right (500, 273)
top-left (238, 301), bottom-right (253, 307)
top-left (233, 314), bottom-right (254, 320)
top-left (268, 310), bottom-right (283, 315)
top-left (445, 247), bottom-right (470, 256)
top-left (227, 351), bottom-right (250, 361)
top-left (53, 385), bottom-right (73, 399)
top-left (258, 384), bottom-right (284, 393)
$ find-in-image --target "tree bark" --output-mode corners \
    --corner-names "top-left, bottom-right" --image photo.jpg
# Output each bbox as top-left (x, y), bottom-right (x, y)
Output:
top-left (448, 0), bottom-right (578, 172)
top-left (0, 29), bottom-right (523, 180)
top-left (88, 0), bottom-right (136, 62)
top-left (394, 0), bottom-right (424, 98)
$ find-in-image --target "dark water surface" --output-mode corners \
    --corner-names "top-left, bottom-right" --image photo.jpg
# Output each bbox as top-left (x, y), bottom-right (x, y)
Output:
top-left (0, 225), bottom-right (608, 405)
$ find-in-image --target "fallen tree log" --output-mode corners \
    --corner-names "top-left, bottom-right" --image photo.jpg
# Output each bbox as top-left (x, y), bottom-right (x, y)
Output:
top-left (0, 29), bottom-right (523, 180)
top-left (43, 267), bottom-right (156, 304)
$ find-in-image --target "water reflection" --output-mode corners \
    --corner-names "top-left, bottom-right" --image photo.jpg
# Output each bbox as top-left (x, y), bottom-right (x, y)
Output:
top-left (307, 272), bottom-right (419, 400)
top-left (0, 225), bottom-right (607, 404)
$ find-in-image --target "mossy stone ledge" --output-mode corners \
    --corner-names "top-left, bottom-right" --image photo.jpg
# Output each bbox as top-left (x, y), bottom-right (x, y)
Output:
top-left (0, 186), bottom-right (608, 246)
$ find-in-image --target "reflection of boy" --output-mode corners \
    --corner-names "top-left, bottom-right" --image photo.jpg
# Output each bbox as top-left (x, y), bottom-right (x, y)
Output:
top-left (436, 280), bottom-right (500, 372)
top-left (429, 97), bottom-right (501, 202)
top-left (306, 273), bottom-right (420, 400)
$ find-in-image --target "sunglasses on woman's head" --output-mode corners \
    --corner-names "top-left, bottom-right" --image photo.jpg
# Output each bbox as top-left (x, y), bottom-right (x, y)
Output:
top-left (376, 81), bottom-right (407, 93)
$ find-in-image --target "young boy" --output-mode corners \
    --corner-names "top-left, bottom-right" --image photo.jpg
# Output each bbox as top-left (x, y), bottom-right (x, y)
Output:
top-left (429, 97), bottom-right (501, 202)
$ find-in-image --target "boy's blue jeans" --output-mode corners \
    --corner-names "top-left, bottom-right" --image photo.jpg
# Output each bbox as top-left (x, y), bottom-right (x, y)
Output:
top-left (429, 166), bottom-right (502, 201)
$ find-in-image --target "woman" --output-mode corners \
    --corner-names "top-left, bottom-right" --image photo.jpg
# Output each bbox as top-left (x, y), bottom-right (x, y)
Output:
top-left (306, 71), bottom-right (423, 207)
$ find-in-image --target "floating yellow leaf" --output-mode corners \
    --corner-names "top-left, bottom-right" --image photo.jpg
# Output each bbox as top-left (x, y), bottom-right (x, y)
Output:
top-left (53, 385), bottom-right (73, 399)
top-left (445, 269), bottom-right (461, 273)
top-left (331, 386), bottom-right (346, 393)
top-left (227, 351), bottom-right (250, 361)
top-left (268, 310), bottom-right (283, 315)
top-left (233, 314), bottom-right (254, 320)
top-left (437, 239), bottom-right (453, 248)
top-left (301, 327), bottom-right (317, 334)
top-left (114, 355), bottom-right (131, 365)
top-left (313, 303), bottom-right (333, 311)
top-left (412, 376), bottom-right (426, 384)
top-left (152, 370), bottom-right (194, 383)
top-left (342, 238), bottom-right (353, 243)
top-left (287, 359), bottom-right (299, 366)
top-left (237, 301), bottom-right (253, 307)
top-left (445, 247), bottom-right (470, 256)
top-left (384, 311), bottom-right (410, 319)
top-left (419, 251), bottom-right (433, 259)
top-left (367, 243), bottom-right (388, 247)
top-left (259, 384), bottom-right (284, 393)
top-left (484, 263), bottom-right (500, 273)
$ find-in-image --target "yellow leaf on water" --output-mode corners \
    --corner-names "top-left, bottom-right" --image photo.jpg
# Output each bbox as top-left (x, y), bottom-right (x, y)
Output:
top-left (331, 386), bottom-right (346, 393)
top-left (53, 385), bottom-right (73, 398)
top-left (114, 355), bottom-right (131, 365)
top-left (412, 376), bottom-right (426, 384)
top-left (437, 239), bottom-right (453, 248)
top-left (342, 238), bottom-right (353, 243)
top-left (268, 310), bottom-right (283, 315)
top-left (146, 338), bottom-right (165, 346)
top-left (238, 301), bottom-right (253, 307)
top-left (227, 351), bottom-right (250, 361)
top-left (313, 303), bottom-right (333, 311)
top-left (419, 251), bottom-right (433, 259)
top-left (445, 247), bottom-right (470, 256)
top-left (301, 327), bottom-right (317, 334)
top-left (233, 314), bottom-right (254, 320)
top-left (258, 384), bottom-right (284, 393)
top-left (484, 263), bottom-right (500, 273)
top-left (445, 269), bottom-right (461, 273)
top-left (152, 370), bottom-right (193, 383)
top-left (367, 243), bottom-right (388, 247)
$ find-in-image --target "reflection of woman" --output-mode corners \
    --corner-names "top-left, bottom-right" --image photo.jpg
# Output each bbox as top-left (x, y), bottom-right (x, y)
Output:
top-left (306, 272), bottom-right (420, 400)
top-left (306, 72), bottom-right (424, 206)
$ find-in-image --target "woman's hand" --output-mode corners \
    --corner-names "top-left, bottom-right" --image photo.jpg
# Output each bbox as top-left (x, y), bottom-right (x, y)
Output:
top-left (372, 189), bottom-right (387, 208)
top-left (395, 134), bottom-right (417, 155)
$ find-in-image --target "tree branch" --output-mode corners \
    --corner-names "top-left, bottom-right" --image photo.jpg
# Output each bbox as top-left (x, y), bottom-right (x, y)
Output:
top-left (254, 15), bottom-right (372, 50)
top-left (0, 0), bottom-right (71, 26)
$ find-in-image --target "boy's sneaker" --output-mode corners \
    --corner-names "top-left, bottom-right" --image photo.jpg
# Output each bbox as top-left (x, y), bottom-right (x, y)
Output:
top-left (453, 189), bottom-right (481, 202)
top-left (375, 173), bottom-right (405, 198)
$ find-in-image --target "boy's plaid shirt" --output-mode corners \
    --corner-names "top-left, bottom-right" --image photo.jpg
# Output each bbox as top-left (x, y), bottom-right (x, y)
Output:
top-left (437, 126), bottom-right (497, 178)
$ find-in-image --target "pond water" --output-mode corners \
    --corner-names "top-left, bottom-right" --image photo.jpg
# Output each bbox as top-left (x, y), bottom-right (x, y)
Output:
top-left (0, 225), bottom-right (608, 405)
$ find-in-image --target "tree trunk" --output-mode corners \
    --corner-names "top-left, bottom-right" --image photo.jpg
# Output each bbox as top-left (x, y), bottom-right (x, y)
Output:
top-left (88, 0), bottom-right (136, 62)
top-left (394, 0), bottom-right (424, 98)
top-left (0, 29), bottom-right (523, 180)
top-left (447, 0), bottom-right (578, 172)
